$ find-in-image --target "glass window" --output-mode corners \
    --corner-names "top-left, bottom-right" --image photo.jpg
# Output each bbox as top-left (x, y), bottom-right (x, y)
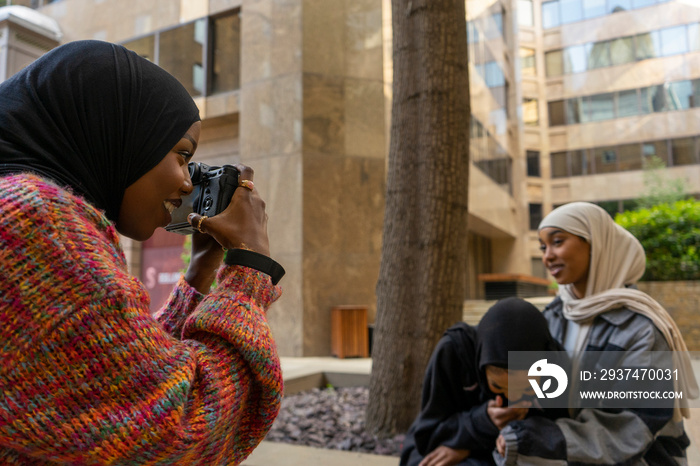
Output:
top-left (570, 149), bottom-right (589, 175)
top-left (639, 87), bottom-right (652, 114)
top-left (123, 35), bottom-right (155, 61)
top-left (542, 1), bottom-right (561, 28)
top-left (545, 50), bottom-right (564, 77)
top-left (597, 200), bottom-right (621, 216)
top-left (518, 0), bottom-right (534, 26)
top-left (671, 137), bottom-right (696, 166)
top-left (548, 100), bottom-right (566, 126)
top-left (632, 0), bottom-right (656, 7)
top-left (520, 48), bottom-right (536, 76)
top-left (635, 31), bottom-right (660, 60)
top-left (693, 79), bottom-right (700, 108)
top-left (617, 89), bottom-right (639, 117)
top-left (523, 98), bottom-right (539, 126)
top-left (211, 12), bottom-right (241, 94)
top-left (689, 23), bottom-right (700, 52)
top-left (564, 44), bottom-right (588, 74)
top-left (589, 93), bottom-right (615, 121)
top-left (567, 98), bottom-right (584, 124)
top-left (667, 81), bottom-right (693, 110)
top-left (484, 62), bottom-right (506, 88)
top-left (527, 151), bottom-right (541, 176)
top-left (529, 203), bottom-right (543, 230)
top-left (551, 152), bottom-right (569, 177)
top-left (560, 0), bottom-right (584, 24)
top-left (587, 41), bottom-right (611, 69)
top-left (583, 0), bottom-right (606, 19)
top-left (594, 147), bottom-right (618, 173)
top-left (643, 140), bottom-right (670, 166)
top-left (660, 25), bottom-right (688, 56)
top-left (467, 20), bottom-right (480, 44)
top-left (159, 20), bottom-right (206, 96)
top-left (618, 143), bottom-right (642, 171)
top-left (608, 0), bottom-right (632, 12)
top-left (609, 37), bottom-right (635, 66)
top-left (649, 84), bottom-right (671, 112)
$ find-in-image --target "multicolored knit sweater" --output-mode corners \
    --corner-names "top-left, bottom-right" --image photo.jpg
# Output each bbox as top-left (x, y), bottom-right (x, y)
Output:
top-left (0, 174), bottom-right (283, 465)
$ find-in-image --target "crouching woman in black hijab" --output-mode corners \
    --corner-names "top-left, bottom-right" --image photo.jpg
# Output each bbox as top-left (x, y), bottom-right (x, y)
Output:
top-left (400, 298), bottom-right (568, 466)
top-left (0, 41), bottom-right (284, 464)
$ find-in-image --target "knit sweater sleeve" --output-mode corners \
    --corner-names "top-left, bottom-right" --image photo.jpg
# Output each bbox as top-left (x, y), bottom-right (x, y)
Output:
top-left (0, 175), bottom-right (283, 465)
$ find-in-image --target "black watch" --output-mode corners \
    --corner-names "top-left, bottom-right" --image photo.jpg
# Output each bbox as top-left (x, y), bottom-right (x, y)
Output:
top-left (224, 249), bottom-right (285, 285)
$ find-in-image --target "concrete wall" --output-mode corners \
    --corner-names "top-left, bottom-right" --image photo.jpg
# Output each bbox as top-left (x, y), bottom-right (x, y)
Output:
top-left (639, 281), bottom-right (700, 351)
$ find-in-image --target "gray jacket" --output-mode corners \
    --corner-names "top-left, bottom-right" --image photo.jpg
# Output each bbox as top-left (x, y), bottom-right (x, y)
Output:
top-left (495, 296), bottom-right (690, 466)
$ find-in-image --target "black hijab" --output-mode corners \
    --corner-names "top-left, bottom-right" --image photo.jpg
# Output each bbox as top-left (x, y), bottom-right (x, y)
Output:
top-left (475, 297), bottom-right (562, 371)
top-left (0, 40), bottom-right (200, 222)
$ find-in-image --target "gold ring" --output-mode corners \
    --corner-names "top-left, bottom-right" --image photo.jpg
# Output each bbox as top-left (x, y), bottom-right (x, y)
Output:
top-left (239, 179), bottom-right (254, 191)
top-left (196, 215), bottom-right (208, 233)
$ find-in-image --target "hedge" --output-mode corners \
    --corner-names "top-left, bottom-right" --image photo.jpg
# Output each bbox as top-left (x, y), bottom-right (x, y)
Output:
top-left (615, 199), bottom-right (700, 281)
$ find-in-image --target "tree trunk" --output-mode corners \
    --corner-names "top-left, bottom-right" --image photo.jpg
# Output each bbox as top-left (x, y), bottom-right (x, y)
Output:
top-left (366, 0), bottom-right (471, 436)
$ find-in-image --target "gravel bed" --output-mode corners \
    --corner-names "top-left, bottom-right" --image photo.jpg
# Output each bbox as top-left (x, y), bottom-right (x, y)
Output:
top-left (265, 386), bottom-right (406, 457)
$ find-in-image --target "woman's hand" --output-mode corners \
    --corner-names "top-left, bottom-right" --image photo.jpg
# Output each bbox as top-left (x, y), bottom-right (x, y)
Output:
top-left (185, 164), bottom-right (270, 293)
top-left (496, 434), bottom-right (506, 456)
top-left (418, 445), bottom-right (470, 466)
top-left (487, 395), bottom-right (530, 430)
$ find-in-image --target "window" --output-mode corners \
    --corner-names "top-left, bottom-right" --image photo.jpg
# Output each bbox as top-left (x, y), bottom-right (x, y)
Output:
top-left (467, 20), bottom-right (480, 44)
top-left (608, 0), bottom-right (632, 12)
top-left (545, 50), bottom-right (564, 77)
top-left (667, 81), bottom-right (693, 110)
top-left (542, 0), bottom-right (560, 28)
top-left (158, 19), bottom-right (206, 96)
top-left (551, 152), bottom-right (568, 177)
top-left (617, 89), bottom-right (639, 117)
top-left (211, 11), bottom-right (241, 94)
top-left (123, 36), bottom-right (155, 61)
top-left (583, 0), bottom-right (606, 19)
top-left (527, 151), bottom-right (541, 176)
top-left (594, 147), bottom-right (618, 173)
top-left (566, 98), bottom-right (583, 124)
top-left (587, 41), bottom-right (611, 69)
top-left (649, 84), bottom-right (671, 112)
top-left (659, 25), bottom-right (688, 56)
top-left (671, 138), bottom-right (696, 166)
top-left (635, 31), bottom-right (659, 60)
top-left (643, 141), bottom-right (670, 166)
top-left (570, 150), bottom-right (589, 175)
top-left (689, 23), bottom-right (700, 52)
top-left (520, 48), bottom-right (536, 76)
top-left (484, 62), bottom-right (506, 87)
top-left (589, 93), bottom-right (615, 121)
top-left (529, 204), bottom-right (543, 230)
top-left (617, 143), bottom-right (642, 171)
top-left (560, 0), bottom-right (583, 24)
top-left (694, 79), bottom-right (700, 108)
top-left (518, 0), bottom-right (534, 26)
top-left (632, 0), bottom-right (657, 7)
top-left (609, 37), bottom-right (635, 66)
top-left (564, 44), bottom-right (588, 74)
top-left (548, 100), bottom-right (566, 126)
top-left (523, 98), bottom-right (539, 126)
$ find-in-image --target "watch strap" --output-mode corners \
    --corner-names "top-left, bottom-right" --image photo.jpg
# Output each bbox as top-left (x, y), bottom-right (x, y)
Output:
top-left (224, 249), bottom-right (285, 285)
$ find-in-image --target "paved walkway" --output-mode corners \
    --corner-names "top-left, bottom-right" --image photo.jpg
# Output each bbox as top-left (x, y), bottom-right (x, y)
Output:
top-left (242, 357), bottom-right (700, 465)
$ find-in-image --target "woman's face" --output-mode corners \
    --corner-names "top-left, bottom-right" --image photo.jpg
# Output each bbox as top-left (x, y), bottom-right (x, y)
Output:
top-left (485, 366), bottom-right (537, 402)
top-left (117, 121), bottom-right (201, 240)
top-left (538, 227), bottom-right (591, 298)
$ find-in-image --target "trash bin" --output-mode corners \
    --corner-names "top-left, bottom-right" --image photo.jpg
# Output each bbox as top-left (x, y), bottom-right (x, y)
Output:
top-left (330, 305), bottom-right (369, 358)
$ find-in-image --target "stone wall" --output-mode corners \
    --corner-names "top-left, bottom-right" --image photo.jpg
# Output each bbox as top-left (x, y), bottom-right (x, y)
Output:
top-left (638, 281), bottom-right (700, 351)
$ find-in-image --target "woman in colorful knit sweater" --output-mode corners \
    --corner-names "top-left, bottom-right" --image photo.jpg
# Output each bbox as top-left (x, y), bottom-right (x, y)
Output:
top-left (0, 40), bottom-right (284, 465)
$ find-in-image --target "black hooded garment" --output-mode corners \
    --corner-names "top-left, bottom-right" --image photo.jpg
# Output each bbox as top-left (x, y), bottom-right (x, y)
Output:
top-left (399, 297), bottom-right (569, 466)
top-left (0, 40), bottom-right (200, 222)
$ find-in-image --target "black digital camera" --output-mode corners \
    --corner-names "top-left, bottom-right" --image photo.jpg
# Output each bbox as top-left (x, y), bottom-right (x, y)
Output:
top-left (165, 162), bottom-right (240, 235)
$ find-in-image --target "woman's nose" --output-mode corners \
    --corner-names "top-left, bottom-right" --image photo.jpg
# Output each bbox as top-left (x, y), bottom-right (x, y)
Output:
top-left (181, 167), bottom-right (194, 195)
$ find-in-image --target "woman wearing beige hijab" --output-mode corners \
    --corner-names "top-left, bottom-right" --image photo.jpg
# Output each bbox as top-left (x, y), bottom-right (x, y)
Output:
top-left (494, 202), bottom-right (696, 466)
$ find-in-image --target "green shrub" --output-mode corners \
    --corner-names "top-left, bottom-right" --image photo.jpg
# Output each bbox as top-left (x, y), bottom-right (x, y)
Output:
top-left (615, 199), bottom-right (700, 281)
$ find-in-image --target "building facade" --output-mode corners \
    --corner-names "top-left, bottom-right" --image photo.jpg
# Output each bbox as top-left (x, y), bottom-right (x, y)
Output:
top-left (4, 0), bottom-right (695, 356)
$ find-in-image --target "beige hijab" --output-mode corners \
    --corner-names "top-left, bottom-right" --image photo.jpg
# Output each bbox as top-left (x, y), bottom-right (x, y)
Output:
top-left (539, 202), bottom-right (697, 420)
